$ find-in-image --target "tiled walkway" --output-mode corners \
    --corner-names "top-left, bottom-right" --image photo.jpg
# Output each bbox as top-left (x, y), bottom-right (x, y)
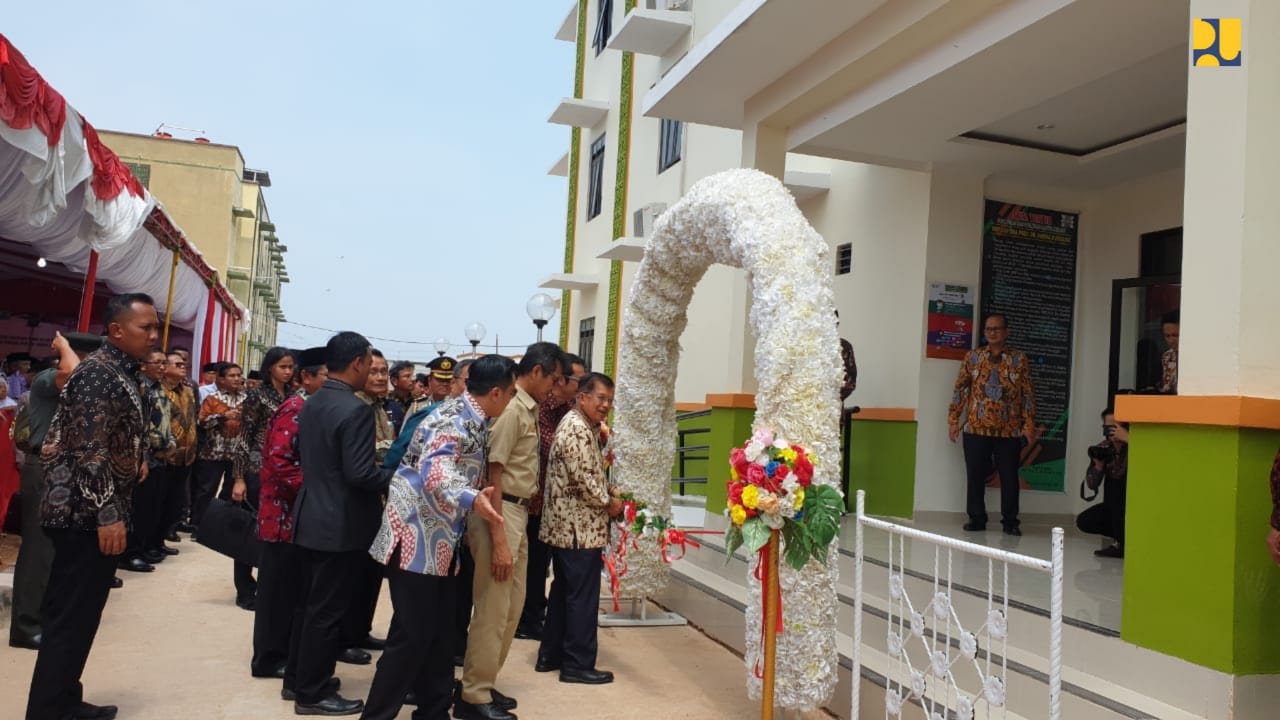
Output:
top-left (1, 538), bottom-right (832, 719)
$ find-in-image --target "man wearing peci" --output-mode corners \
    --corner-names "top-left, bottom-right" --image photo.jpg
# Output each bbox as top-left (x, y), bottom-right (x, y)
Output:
top-left (289, 332), bottom-right (394, 715)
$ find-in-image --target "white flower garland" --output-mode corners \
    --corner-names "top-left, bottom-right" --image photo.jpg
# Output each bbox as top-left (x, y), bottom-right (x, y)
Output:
top-left (613, 168), bottom-right (843, 710)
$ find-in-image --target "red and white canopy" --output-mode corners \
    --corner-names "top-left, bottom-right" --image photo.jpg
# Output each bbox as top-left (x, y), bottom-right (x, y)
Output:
top-left (0, 33), bottom-right (246, 340)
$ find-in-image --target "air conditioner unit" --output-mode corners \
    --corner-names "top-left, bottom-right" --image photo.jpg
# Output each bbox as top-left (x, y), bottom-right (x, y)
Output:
top-left (632, 202), bottom-right (668, 238)
top-left (645, 0), bottom-right (691, 10)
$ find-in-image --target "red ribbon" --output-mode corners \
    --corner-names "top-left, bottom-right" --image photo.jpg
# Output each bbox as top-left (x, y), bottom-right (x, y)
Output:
top-left (751, 538), bottom-right (784, 679)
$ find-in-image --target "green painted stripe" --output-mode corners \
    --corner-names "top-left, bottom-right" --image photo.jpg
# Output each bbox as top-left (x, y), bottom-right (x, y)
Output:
top-left (602, 36), bottom-right (634, 376)
top-left (559, 0), bottom-right (589, 348)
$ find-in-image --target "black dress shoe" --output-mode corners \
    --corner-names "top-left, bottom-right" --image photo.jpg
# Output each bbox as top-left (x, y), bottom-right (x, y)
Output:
top-left (235, 595), bottom-right (257, 611)
top-left (281, 677), bottom-right (340, 701)
top-left (560, 668), bottom-right (614, 685)
top-left (534, 658), bottom-right (561, 673)
top-left (252, 664), bottom-right (287, 679)
top-left (490, 689), bottom-right (517, 711)
top-left (9, 634), bottom-right (41, 650)
top-left (159, 545), bottom-right (180, 556)
top-left (1003, 526), bottom-right (1022, 537)
top-left (165, 531), bottom-right (182, 543)
top-left (355, 634), bottom-right (385, 651)
top-left (176, 521), bottom-right (197, 534)
top-left (119, 557), bottom-right (154, 573)
top-left (294, 693), bottom-right (363, 716)
top-left (337, 647), bottom-right (371, 665)
top-left (72, 701), bottom-right (118, 719)
top-left (403, 691), bottom-right (418, 706)
top-left (1094, 544), bottom-right (1124, 558)
top-left (110, 576), bottom-right (123, 589)
top-left (962, 522), bottom-right (986, 532)
top-left (452, 699), bottom-right (517, 720)
top-left (142, 550), bottom-right (166, 564)
top-left (513, 625), bottom-right (542, 641)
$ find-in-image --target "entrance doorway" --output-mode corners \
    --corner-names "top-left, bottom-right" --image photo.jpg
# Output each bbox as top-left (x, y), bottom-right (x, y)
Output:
top-left (1107, 228), bottom-right (1182, 400)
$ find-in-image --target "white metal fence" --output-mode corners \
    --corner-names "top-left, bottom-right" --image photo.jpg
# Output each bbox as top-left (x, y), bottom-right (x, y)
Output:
top-left (851, 490), bottom-right (1064, 720)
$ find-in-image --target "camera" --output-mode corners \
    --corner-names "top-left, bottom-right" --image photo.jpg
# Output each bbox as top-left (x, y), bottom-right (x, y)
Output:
top-left (1087, 443), bottom-right (1115, 463)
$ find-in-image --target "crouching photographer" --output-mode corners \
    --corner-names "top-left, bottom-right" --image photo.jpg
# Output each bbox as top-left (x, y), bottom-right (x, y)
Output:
top-left (1076, 407), bottom-right (1128, 558)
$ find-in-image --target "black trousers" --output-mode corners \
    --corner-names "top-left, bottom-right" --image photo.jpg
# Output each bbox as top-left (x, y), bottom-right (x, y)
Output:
top-left (1077, 480), bottom-right (1127, 547)
top-left (519, 513), bottom-right (552, 631)
top-left (962, 433), bottom-right (1022, 529)
top-left (11, 456), bottom-right (54, 645)
top-left (125, 464), bottom-right (167, 559)
top-left (252, 541), bottom-right (303, 676)
top-left (162, 463), bottom-right (192, 533)
top-left (537, 546), bottom-right (603, 672)
top-left (290, 548), bottom-right (365, 704)
top-left (343, 553), bottom-right (384, 646)
top-left (454, 542), bottom-right (474, 658)
top-left (191, 458), bottom-right (233, 529)
top-left (361, 561), bottom-right (458, 720)
top-left (25, 528), bottom-right (118, 720)
top-left (216, 470), bottom-right (260, 600)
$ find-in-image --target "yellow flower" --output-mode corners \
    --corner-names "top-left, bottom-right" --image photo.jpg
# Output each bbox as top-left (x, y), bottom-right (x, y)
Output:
top-left (730, 466), bottom-right (739, 481)
top-left (730, 504), bottom-right (747, 525)
top-left (792, 487), bottom-right (805, 510)
top-left (741, 485), bottom-right (760, 510)
top-left (778, 448), bottom-right (798, 463)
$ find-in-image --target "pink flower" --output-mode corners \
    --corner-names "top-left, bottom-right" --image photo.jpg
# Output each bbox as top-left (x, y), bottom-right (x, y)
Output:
top-left (746, 463), bottom-right (767, 485)
top-left (729, 447), bottom-right (750, 474)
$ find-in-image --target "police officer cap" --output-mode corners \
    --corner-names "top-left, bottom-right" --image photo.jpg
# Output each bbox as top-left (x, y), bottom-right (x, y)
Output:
top-left (427, 356), bottom-right (456, 380)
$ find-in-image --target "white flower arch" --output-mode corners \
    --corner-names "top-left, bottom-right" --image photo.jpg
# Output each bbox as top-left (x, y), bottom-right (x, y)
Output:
top-left (612, 168), bottom-right (843, 710)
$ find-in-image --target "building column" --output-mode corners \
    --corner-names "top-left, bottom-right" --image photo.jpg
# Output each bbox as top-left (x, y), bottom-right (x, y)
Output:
top-left (1118, 0), bottom-right (1280, 685)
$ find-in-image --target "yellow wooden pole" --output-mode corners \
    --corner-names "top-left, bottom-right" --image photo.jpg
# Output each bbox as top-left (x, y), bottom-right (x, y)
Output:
top-left (762, 530), bottom-right (780, 720)
top-left (161, 249), bottom-right (179, 350)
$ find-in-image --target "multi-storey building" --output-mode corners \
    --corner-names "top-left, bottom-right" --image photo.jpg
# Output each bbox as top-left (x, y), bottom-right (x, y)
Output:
top-left (100, 130), bottom-right (287, 368)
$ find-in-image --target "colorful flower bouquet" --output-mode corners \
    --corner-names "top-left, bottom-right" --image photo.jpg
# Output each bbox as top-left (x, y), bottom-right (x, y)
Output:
top-left (724, 428), bottom-right (843, 570)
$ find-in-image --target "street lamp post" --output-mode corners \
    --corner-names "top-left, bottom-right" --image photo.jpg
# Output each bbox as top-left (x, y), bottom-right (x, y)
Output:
top-left (434, 338), bottom-right (449, 357)
top-left (465, 322), bottom-right (486, 356)
top-left (526, 292), bottom-right (559, 343)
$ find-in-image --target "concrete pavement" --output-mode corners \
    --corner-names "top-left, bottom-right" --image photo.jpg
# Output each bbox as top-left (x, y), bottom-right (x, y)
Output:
top-left (0, 537), bottom-right (831, 719)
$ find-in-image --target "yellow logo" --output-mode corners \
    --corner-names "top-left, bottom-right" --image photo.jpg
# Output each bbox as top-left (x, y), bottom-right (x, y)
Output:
top-left (1192, 18), bottom-right (1242, 67)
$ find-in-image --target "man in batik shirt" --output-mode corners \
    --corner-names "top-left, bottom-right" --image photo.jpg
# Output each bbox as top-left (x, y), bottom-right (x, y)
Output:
top-left (26, 293), bottom-right (159, 720)
top-left (120, 350), bottom-right (175, 573)
top-left (362, 355), bottom-right (515, 720)
top-left (160, 350), bottom-right (197, 548)
top-left (192, 363), bottom-right (246, 532)
top-left (253, 347), bottom-right (326, 684)
top-left (948, 313), bottom-right (1036, 536)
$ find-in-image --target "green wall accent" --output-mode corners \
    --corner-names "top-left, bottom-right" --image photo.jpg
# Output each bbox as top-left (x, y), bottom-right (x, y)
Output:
top-left (602, 41), bottom-right (634, 376)
top-left (671, 412), bottom-right (711, 499)
top-left (1122, 422), bottom-right (1280, 674)
top-left (559, 0), bottom-right (590, 349)
top-left (847, 420), bottom-right (917, 519)
top-left (700, 407), bottom-right (755, 515)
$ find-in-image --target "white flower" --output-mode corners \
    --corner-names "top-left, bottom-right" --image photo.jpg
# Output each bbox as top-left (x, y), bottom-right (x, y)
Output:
top-left (763, 512), bottom-right (786, 530)
top-left (910, 611), bottom-right (925, 638)
top-left (889, 574), bottom-right (904, 600)
top-left (932, 592), bottom-right (951, 620)
top-left (611, 168), bottom-right (841, 711)
top-left (959, 631), bottom-right (978, 659)
top-left (909, 670), bottom-right (926, 698)
top-left (957, 696), bottom-right (974, 718)
top-left (930, 650), bottom-right (949, 679)
top-left (885, 690), bottom-right (903, 716)
top-left (987, 609), bottom-right (1007, 639)
top-left (984, 677), bottom-right (1006, 706)
top-left (887, 631), bottom-right (903, 658)
top-left (745, 440), bottom-right (766, 459)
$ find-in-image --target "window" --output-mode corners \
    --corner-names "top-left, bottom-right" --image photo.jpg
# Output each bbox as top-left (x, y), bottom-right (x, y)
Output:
top-left (593, 0), bottom-right (613, 55)
top-left (125, 162), bottom-right (151, 189)
top-left (658, 118), bottom-right (683, 173)
top-left (587, 135), bottom-right (607, 220)
top-left (579, 317), bottom-right (596, 371)
top-left (836, 243), bottom-right (852, 275)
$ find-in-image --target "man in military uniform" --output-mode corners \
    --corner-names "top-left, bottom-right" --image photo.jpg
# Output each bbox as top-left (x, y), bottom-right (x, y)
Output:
top-left (406, 356), bottom-right (455, 418)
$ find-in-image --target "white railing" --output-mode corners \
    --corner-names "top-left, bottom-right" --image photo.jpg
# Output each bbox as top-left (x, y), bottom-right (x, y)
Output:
top-left (851, 490), bottom-right (1063, 720)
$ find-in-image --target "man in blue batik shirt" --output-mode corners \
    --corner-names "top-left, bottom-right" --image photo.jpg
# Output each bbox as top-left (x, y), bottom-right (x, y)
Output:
top-left (361, 355), bottom-right (516, 720)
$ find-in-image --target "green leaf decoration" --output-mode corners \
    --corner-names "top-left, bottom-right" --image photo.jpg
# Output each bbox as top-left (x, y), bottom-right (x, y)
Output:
top-left (724, 525), bottom-right (743, 563)
top-left (809, 537), bottom-right (831, 565)
top-left (742, 519), bottom-right (771, 554)
top-left (803, 485), bottom-right (844, 548)
top-left (782, 520), bottom-right (812, 571)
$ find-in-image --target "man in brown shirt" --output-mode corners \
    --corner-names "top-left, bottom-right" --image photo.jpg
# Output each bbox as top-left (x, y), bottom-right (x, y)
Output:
top-left (457, 343), bottom-right (566, 720)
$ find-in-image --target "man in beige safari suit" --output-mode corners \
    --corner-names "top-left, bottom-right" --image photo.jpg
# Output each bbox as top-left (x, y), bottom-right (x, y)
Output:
top-left (455, 342), bottom-right (566, 720)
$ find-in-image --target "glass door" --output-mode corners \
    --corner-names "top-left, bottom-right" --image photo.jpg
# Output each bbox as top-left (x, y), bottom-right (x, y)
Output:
top-left (1108, 276), bottom-right (1181, 400)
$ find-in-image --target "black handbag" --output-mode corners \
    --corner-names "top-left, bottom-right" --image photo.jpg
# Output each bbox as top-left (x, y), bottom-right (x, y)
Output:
top-left (196, 498), bottom-right (263, 567)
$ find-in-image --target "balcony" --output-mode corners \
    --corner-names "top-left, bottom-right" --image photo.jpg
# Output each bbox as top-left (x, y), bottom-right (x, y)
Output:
top-left (548, 98), bottom-right (610, 129)
top-left (783, 170), bottom-right (830, 202)
top-left (596, 237), bottom-right (648, 262)
top-left (539, 273), bottom-right (602, 291)
top-left (607, 8), bottom-right (692, 57)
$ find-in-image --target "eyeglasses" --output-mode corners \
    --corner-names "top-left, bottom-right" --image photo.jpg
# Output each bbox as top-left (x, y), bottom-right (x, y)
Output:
top-left (584, 393), bottom-right (614, 405)
top-left (1102, 424), bottom-right (1117, 433)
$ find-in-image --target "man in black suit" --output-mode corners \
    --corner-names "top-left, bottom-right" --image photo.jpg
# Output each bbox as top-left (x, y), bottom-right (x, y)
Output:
top-left (287, 332), bottom-right (392, 716)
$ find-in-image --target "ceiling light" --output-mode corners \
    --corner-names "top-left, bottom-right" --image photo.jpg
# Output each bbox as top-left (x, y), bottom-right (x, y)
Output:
top-left (36, 257), bottom-right (47, 268)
